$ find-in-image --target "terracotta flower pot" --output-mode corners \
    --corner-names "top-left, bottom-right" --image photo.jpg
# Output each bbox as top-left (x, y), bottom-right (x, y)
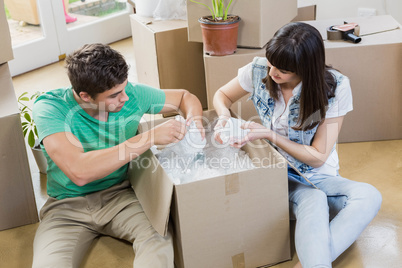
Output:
top-left (198, 15), bottom-right (241, 56)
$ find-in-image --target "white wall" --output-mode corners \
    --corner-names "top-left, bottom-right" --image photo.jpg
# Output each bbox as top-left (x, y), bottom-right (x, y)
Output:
top-left (310, 0), bottom-right (402, 25)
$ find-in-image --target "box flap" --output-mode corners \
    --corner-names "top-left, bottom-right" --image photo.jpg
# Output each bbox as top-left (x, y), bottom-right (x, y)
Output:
top-left (348, 15), bottom-right (400, 36)
top-left (292, 0), bottom-right (316, 22)
top-left (128, 149), bottom-right (174, 236)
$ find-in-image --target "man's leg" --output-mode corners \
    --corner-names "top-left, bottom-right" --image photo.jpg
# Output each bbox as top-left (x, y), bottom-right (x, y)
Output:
top-left (98, 190), bottom-right (174, 268)
top-left (32, 199), bottom-right (98, 268)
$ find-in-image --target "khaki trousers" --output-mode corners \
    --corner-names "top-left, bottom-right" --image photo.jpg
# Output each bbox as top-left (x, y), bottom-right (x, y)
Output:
top-left (32, 180), bottom-right (173, 268)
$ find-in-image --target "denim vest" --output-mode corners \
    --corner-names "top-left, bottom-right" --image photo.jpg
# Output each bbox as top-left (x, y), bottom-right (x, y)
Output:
top-left (249, 57), bottom-right (341, 174)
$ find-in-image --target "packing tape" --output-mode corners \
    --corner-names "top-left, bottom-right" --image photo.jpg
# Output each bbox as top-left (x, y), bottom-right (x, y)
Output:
top-left (326, 26), bottom-right (343, 40)
top-left (232, 252), bottom-right (245, 268)
top-left (225, 173), bottom-right (240, 195)
top-left (327, 23), bottom-right (360, 41)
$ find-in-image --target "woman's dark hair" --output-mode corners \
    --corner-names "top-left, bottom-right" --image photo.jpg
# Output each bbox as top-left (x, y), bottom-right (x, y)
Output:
top-left (65, 43), bottom-right (129, 98)
top-left (262, 22), bottom-right (336, 130)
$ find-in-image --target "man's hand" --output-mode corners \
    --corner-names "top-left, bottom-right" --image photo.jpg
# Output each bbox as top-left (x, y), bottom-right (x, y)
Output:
top-left (186, 116), bottom-right (205, 140)
top-left (151, 119), bottom-right (187, 145)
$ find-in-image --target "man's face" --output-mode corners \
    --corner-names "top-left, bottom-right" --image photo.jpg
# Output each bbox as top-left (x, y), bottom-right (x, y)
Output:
top-left (92, 79), bottom-right (129, 113)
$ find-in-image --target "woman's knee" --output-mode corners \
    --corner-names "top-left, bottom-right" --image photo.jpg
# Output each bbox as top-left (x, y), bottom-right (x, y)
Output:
top-left (364, 183), bottom-right (382, 212)
top-left (350, 182), bottom-right (382, 214)
top-left (294, 189), bottom-right (329, 215)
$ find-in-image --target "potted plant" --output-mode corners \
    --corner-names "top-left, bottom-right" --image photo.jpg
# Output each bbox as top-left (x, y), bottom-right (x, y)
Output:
top-left (18, 91), bottom-right (47, 174)
top-left (189, 0), bottom-right (241, 56)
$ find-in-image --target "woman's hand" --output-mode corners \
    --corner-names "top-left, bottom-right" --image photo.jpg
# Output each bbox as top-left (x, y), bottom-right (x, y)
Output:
top-left (231, 121), bottom-right (270, 148)
top-left (213, 115), bottom-right (231, 144)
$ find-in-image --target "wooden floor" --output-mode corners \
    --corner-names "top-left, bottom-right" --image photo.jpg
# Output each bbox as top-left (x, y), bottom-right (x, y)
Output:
top-left (1, 37), bottom-right (401, 268)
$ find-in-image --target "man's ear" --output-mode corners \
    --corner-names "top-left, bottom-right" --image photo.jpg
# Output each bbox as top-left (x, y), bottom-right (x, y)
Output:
top-left (79, 92), bottom-right (93, 103)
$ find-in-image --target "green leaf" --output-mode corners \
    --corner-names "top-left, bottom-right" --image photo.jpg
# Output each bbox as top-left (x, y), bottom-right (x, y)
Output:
top-left (31, 92), bottom-right (41, 100)
top-left (28, 130), bottom-right (35, 148)
top-left (218, 1), bottom-right (224, 17)
top-left (212, 0), bottom-right (217, 16)
top-left (224, 0), bottom-right (233, 19)
top-left (18, 92), bottom-right (28, 100)
top-left (24, 113), bottom-right (32, 122)
top-left (19, 97), bottom-right (29, 101)
top-left (34, 126), bottom-right (38, 137)
top-left (23, 128), bottom-right (28, 137)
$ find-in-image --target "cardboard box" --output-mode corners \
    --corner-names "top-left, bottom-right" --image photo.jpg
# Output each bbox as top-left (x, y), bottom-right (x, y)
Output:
top-left (129, 110), bottom-right (290, 268)
top-left (0, 63), bottom-right (39, 230)
top-left (0, 0), bottom-right (14, 64)
top-left (187, 0), bottom-right (297, 48)
top-left (204, 48), bottom-right (265, 122)
top-left (130, 14), bottom-right (208, 109)
top-left (292, 0), bottom-right (316, 22)
top-left (304, 15), bottom-right (402, 142)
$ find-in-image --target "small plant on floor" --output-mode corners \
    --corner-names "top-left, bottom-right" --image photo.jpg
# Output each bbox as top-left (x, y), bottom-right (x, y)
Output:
top-left (18, 91), bottom-right (43, 148)
top-left (189, 0), bottom-right (234, 21)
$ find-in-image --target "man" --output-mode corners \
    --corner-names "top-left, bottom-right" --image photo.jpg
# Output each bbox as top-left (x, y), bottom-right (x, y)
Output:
top-left (32, 43), bottom-right (204, 267)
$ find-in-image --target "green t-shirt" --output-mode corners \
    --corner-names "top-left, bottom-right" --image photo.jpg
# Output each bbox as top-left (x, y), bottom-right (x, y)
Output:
top-left (33, 82), bottom-right (165, 199)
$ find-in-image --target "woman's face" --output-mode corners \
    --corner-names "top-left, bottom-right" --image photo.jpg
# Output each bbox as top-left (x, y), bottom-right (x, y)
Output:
top-left (267, 60), bottom-right (301, 88)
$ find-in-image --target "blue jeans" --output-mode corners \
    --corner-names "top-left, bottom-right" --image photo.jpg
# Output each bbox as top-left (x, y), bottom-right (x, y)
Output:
top-left (288, 169), bottom-right (382, 268)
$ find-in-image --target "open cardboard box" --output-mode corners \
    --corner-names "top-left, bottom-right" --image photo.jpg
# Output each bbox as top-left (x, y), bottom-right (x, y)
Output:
top-left (128, 110), bottom-right (291, 268)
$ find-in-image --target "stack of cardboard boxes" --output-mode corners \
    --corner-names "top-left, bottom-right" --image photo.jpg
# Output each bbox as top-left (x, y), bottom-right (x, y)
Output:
top-left (0, 0), bottom-right (39, 230)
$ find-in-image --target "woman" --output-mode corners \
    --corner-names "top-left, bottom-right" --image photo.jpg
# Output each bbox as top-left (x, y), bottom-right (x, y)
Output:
top-left (213, 22), bottom-right (382, 268)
